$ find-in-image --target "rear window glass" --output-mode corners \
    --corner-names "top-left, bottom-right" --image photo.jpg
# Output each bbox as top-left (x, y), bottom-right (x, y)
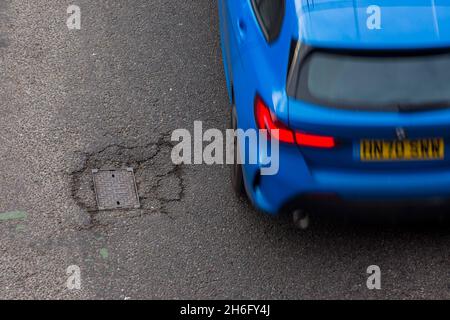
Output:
top-left (294, 50), bottom-right (450, 111)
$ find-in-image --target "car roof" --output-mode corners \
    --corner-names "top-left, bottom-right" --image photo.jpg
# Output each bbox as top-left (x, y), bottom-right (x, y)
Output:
top-left (292, 0), bottom-right (450, 49)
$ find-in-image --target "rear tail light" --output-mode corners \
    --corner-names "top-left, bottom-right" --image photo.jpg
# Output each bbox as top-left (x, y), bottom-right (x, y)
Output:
top-left (254, 95), bottom-right (336, 149)
top-left (255, 95), bottom-right (295, 144)
top-left (295, 132), bottom-right (336, 148)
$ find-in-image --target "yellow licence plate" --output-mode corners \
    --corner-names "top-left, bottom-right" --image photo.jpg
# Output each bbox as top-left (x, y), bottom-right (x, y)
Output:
top-left (360, 138), bottom-right (445, 161)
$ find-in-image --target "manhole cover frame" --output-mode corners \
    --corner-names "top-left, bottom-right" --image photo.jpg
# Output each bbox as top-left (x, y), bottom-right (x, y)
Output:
top-left (92, 167), bottom-right (141, 210)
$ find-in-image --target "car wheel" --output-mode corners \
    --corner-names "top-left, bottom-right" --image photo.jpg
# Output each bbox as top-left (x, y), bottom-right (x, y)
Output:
top-left (230, 105), bottom-right (246, 196)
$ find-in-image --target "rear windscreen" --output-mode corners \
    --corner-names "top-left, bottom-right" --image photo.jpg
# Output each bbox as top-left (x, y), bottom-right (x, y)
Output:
top-left (294, 50), bottom-right (450, 112)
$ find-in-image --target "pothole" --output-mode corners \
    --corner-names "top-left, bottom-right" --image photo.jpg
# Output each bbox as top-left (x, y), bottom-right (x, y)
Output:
top-left (71, 134), bottom-right (184, 220)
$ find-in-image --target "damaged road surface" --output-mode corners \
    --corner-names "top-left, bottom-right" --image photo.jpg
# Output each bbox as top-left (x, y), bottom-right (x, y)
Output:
top-left (71, 135), bottom-right (184, 226)
top-left (1, 0), bottom-right (450, 300)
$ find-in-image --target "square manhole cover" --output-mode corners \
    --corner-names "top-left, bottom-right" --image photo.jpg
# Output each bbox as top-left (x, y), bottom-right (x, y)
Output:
top-left (92, 168), bottom-right (140, 210)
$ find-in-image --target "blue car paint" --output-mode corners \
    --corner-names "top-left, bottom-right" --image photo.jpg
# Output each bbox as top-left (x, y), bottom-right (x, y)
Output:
top-left (295, 0), bottom-right (450, 49)
top-left (218, 0), bottom-right (450, 215)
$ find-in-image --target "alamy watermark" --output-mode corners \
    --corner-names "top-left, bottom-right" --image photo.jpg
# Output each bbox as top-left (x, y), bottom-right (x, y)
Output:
top-left (367, 5), bottom-right (382, 30)
top-left (66, 265), bottom-right (81, 290)
top-left (366, 265), bottom-right (381, 290)
top-left (171, 121), bottom-right (279, 176)
top-left (67, 5), bottom-right (81, 30)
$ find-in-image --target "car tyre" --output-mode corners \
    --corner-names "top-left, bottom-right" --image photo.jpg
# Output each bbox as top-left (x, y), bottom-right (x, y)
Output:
top-left (230, 105), bottom-right (246, 197)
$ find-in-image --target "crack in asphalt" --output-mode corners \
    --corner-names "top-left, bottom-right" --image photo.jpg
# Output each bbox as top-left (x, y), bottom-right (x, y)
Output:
top-left (70, 132), bottom-right (185, 229)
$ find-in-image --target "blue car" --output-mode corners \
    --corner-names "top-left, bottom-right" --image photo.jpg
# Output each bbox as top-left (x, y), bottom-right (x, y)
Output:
top-left (219, 0), bottom-right (450, 222)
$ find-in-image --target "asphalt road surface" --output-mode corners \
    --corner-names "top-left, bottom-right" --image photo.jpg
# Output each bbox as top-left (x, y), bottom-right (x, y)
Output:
top-left (1, 0), bottom-right (450, 299)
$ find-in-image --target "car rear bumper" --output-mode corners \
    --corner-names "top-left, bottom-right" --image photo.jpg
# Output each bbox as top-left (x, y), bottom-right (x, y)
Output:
top-left (243, 144), bottom-right (450, 215)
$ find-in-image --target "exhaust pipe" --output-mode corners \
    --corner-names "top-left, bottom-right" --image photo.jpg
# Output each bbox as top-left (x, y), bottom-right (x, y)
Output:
top-left (292, 209), bottom-right (310, 230)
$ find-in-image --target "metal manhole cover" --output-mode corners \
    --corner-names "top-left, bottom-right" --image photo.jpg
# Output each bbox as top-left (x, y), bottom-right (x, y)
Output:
top-left (92, 168), bottom-right (140, 210)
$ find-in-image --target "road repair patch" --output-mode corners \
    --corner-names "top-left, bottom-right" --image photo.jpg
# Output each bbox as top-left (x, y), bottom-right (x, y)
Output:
top-left (70, 134), bottom-right (185, 227)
